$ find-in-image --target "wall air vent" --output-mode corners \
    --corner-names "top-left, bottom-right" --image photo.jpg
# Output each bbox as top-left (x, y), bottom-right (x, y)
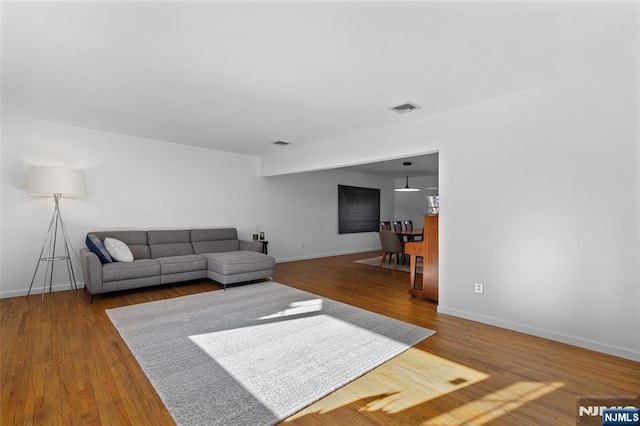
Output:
top-left (390, 102), bottom-right (421, 114)
top-left (271, 141), bottom-right (291, 146)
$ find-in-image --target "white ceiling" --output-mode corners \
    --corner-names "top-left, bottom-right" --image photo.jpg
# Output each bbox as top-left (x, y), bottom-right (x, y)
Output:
top-left (341, 153), bottom-right (439, 178)
top-left (2, 1), bottom-right (635, 177)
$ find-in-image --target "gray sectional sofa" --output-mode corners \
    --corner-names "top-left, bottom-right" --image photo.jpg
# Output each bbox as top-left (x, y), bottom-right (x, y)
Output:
top-left (80, 228), bottom-right (275, 300)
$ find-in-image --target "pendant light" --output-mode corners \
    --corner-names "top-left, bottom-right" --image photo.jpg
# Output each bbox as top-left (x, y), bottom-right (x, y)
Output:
top-left (395, 175), bottom-right (420, 192)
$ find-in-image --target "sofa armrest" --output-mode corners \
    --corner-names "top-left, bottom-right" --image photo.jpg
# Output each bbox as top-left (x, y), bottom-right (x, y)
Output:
top-left (239, 239), bottom-right (263, 253)
top-left (80, 248), bottom-right (103, 294)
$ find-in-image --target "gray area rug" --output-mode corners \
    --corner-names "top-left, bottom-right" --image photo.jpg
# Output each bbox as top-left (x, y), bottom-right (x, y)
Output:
top-left (106, 281), bottom-right (435, 426)
top-left (354, 256), bottom-right (423, 273)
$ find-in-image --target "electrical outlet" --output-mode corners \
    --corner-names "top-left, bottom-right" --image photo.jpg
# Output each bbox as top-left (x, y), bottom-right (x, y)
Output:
top-left (301, 243), bottom-right (305, 249)
top-left (475, 282), bottom-right (484, 294)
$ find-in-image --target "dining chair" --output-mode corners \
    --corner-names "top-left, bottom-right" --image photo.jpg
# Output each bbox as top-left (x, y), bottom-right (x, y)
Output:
top-left (404, 219), bottom-right (422, 241)
top-left (392, 221), bottom-right (403, 232)
top-left (378, 230), bottom-right (405, 269)
top-left (379, 221), bottom-right (392, 231)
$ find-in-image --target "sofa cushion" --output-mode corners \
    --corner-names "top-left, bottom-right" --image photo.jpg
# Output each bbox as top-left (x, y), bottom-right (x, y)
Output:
top-left (104, 238), bottom-right (134, 262)
top-left (190, 228), bottom-right (240, 254)
top-left (158, 255), bottom-right (207, 275)
top-left (90, 231), bottom-right (150, 259)
top-left (191, 228), bottom-right (238, 242)
top-left (102, 259), bottom-right (160, 282)
top-left (149, 243), bottom-right (194, 258)
top-left (148, 230), bottom-right (191, 244)
top-left (204, 251), bottom-right (275, 275)
top-left (193, 240), bottom-right (240, 254)
top-left (86, 234), bottom-right (112, 263)
top-left (148, 230), bottom-right (195, 258)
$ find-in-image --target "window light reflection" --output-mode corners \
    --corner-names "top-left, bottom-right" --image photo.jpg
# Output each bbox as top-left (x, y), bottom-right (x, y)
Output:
top-left (259, 299), bottom-right (323, 320)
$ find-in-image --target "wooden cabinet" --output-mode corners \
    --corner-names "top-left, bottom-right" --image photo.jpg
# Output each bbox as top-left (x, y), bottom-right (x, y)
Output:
top-left (405, 215), bottom-right (438, 302)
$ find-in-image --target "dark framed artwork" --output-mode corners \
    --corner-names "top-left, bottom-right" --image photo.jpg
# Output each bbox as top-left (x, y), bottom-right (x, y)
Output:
top-left (338, 185), bottom-right (380, 234)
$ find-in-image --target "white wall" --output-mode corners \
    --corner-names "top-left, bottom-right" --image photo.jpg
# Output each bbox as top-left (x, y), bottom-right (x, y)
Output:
top-left (261, 69), bottom-right (640, 361)
top-left (438, 71), bottom-right (639, 362)
top-left (0, 115), bottom-right (394, 298)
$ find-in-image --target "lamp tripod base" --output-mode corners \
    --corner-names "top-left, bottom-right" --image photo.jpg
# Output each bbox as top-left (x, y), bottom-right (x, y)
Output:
top-left (27, 194), bottom-right (79, 301)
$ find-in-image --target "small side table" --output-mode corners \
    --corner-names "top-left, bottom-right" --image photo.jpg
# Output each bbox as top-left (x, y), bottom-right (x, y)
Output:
top-left (259, 240), bottom-right (269, 255)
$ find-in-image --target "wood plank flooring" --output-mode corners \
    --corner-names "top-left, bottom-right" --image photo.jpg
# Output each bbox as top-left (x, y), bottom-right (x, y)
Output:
top-left (1, 251), bottom-right (638, 425)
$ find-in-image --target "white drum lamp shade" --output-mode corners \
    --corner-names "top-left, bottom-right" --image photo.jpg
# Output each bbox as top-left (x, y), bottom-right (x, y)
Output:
top-left (27, 166), bottom-right (86, 197)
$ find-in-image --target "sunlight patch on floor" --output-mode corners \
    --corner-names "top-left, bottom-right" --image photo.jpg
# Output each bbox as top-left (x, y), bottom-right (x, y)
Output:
top-left (258, 299), bottom-right (323, 319)
top-left (190, 313), bottom-right (424, 419)
top-left (287, 347), bottom-right (489, 420)
top-left (422, 381), bottom-right (565, 425)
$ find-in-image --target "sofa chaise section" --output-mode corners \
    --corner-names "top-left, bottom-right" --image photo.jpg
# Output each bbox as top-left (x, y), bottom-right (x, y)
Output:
top-left (190, 228), bottom-right (275, 288)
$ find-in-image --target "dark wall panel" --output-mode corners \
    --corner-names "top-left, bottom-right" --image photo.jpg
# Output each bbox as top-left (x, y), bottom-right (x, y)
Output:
top-left (338, 185), bottom-right (380, 234)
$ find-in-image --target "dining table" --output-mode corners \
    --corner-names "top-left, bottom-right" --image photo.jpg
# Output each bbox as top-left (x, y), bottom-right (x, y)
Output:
top-left (395, 229), bottom-right (423, 242)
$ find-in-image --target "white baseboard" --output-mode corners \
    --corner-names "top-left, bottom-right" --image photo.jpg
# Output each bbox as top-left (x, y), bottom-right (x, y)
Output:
top-left (1, 282), bottom-right (85, 299)
top-left (437, 305), bottom-right (640, 362)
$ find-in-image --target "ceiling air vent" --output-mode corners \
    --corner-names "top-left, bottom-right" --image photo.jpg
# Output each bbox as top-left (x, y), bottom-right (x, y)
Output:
top-left (390, 102), bottom-right (421, 114)
top-left (271, 141), bottom-right (291, 146)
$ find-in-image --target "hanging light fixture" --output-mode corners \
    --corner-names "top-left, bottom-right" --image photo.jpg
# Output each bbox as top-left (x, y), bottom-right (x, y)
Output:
top-left (395, 175), bottom-right (420, 192)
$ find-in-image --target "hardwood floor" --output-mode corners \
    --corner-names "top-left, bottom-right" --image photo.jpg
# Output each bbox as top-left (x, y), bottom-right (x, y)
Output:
top-left (2, 251), bottom-right (638, 425)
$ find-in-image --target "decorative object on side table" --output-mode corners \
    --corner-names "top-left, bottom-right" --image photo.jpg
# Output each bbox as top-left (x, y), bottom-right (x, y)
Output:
top-left (26, 166), bottom-right (86, 300)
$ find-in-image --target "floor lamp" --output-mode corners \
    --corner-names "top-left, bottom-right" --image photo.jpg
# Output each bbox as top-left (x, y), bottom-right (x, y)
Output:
top-left (27, 166), bottom-right (86, 300)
